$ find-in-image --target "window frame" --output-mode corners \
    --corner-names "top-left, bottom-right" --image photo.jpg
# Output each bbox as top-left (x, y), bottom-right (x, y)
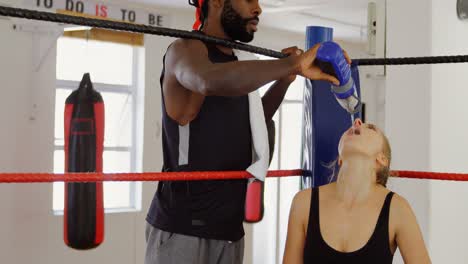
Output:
top-left (253, 54), bottom-right (303, 264)
top-left (53, 38), bottom-right (142, 214)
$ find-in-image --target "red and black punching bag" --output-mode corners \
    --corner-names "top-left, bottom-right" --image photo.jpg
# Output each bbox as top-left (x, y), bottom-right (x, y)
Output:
top-left (244, 179), bottom-right (264, 223)
top-left (64, 73), bottom-right (104, 250)
top-left (244, 120), bottom-right (275, 223)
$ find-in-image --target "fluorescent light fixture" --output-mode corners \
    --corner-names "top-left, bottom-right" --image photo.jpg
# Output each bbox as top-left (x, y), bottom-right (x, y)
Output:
top-left (63, 26), bottom-right (92, 32)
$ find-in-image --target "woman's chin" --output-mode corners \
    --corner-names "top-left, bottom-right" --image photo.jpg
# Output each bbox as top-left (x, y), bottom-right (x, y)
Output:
top-left (339, 148), bottom-right (372, 159)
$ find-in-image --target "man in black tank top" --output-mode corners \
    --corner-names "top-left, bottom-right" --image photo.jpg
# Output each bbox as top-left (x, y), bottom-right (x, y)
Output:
top-left (144, 1), bottom-right (345, 263)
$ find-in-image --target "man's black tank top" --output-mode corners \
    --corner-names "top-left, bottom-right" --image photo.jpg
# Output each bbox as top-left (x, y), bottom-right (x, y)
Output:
top-left (146, 39), bottom-right (252, 242)
top-left (304, 187), bottom-right (395, 263)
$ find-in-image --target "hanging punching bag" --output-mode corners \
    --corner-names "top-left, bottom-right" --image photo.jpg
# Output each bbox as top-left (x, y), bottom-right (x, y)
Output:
top-left (64, 73), bottom-right (104, 250)
top-left (244, 119), bottom-right (275, 223)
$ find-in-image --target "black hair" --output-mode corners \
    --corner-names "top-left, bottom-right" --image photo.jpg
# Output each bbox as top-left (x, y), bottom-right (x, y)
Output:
top-left (188, 0), bottom-right (210, 29)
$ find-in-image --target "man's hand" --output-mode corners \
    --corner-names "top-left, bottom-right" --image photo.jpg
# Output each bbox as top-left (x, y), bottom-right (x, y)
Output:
top-left (280, 46), bottom-right (303, 83)
top-left (294, 43), bottom-right (352, 86)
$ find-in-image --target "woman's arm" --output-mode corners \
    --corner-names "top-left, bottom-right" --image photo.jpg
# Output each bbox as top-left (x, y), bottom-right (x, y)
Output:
top-left (393, 195), bottom-right (431, 263)
top-left (282, 190), bottom-right (310, 264)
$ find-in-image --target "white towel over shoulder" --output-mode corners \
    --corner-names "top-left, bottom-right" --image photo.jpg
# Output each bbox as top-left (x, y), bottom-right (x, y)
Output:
top-left (233, 49), bottom-right (269, 181)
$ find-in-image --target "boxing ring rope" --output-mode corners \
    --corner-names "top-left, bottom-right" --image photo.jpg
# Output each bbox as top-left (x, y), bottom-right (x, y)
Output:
top-left (1, 5), bottom-right (468, 185)
top-left (0, 170), bottom-right (302, 183)
top-left (2, 5), bottom-right (468, 66)
top-left (391, 171), bottom-right (468, 182)
top-left (0, 170), bottom-right (467, 183)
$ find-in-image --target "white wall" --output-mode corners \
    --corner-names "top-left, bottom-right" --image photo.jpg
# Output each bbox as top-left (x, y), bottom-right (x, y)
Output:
top-left (379, 0), bottom-right (468, 263)
top-left (383, 0), bottom-right (433, 263)
top-left (430, 0), bottom-right (468, 263)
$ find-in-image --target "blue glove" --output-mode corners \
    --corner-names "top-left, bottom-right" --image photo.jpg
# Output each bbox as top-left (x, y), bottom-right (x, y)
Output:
top-left (315, 41), bottom-right (361, 114)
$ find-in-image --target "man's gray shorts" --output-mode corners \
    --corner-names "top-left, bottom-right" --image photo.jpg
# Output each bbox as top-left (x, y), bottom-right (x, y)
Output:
top-left (144, 223), bottom-right (244, 264)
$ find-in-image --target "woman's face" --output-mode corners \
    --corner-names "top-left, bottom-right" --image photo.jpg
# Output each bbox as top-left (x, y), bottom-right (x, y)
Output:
top-left (338, 118), bottom-right (385, 160)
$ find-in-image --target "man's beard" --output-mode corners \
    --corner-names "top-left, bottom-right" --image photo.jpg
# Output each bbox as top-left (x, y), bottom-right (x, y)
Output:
top-left (221, 1), bottom-right (258, 43)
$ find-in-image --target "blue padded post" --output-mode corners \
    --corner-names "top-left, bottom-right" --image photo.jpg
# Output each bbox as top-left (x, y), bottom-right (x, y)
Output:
top-left (301, 26), bottom-right (362, 188)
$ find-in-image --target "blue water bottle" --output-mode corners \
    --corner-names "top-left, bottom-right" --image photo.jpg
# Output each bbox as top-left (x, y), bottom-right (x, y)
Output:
top-left (315, 41), bottom-right (361, 114)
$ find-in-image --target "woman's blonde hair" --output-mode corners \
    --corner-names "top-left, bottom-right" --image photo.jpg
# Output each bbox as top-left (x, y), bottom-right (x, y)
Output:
top-left (376, 133), bottom-right (392, 186)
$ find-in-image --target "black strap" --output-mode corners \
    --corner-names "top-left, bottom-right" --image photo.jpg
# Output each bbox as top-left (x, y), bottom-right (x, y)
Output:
top-left (307, 187), bottom-right (320, 238)
top-left (376, 192), bottom-right (395, 230)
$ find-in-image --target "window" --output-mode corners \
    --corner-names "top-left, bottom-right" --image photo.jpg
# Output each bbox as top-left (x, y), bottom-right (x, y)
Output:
top-left (53, 36), bottom-right (144, 213)
top-left (252, 55), bottom-right (303, 264)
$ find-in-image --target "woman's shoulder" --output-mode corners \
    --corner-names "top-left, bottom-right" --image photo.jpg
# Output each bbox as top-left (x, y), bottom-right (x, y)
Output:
top-left (291, 188), bottom-right (315, 217)
top-left (384, 188), bottom-right (411, 209)
top-left (288, 189), bottom-right (313, 231)
top-left (290, 184), bottom-right (332, 213)
top-left (292, 188), bottom-right (312, 209)
top-left (385, 190), bottom-right (416, 225)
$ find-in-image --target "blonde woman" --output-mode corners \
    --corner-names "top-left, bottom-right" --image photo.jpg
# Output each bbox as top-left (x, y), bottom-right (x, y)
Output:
top-left (283, 119), bottom-right (431, 264)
